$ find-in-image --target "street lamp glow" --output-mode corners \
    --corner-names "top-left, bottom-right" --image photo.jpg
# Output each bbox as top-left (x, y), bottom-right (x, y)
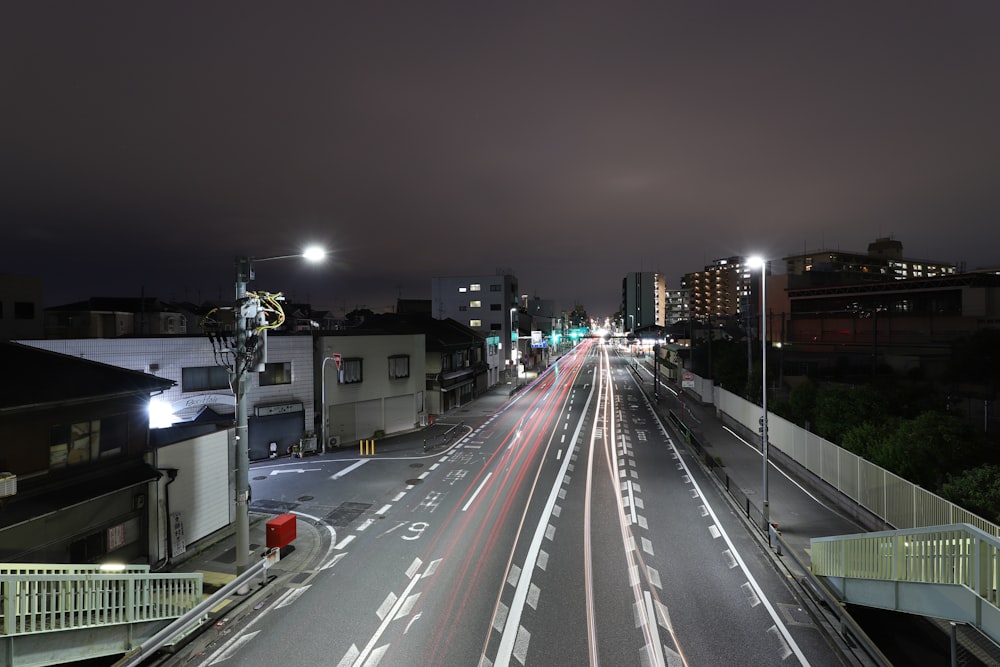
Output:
top-left (302, 245), bottom-right (326, 262)
top-left (747, 255), bottom-right (765, 269)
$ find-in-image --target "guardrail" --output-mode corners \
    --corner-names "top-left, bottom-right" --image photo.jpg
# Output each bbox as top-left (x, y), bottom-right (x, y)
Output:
top-left (1, 567), bottom-right (203, 637)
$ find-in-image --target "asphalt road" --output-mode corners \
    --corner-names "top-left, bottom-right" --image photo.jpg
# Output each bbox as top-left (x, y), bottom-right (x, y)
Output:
top-left (179, 340), bottom-right (855, 667)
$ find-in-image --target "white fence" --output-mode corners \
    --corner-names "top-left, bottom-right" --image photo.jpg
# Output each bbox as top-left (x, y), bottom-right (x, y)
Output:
top-left (1, 564), bottom-right (202, 636)
top-left (714, 384), bottom-right (1000, 538)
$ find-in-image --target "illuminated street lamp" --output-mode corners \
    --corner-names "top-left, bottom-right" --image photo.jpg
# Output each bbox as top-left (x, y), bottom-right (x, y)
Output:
top-left (747, 255), bottom-right (769, 529)
top-left (233, 245), bottom-right (325, 576)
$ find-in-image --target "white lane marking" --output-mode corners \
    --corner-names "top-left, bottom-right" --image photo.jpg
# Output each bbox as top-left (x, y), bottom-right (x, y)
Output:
top-left (335, 535), bottom-right (356, 550)
top-left (331, 459), bottom-right (369, 480)
top-left (418, 471), bottom-right (430, 479)
top-left (722, 425), bottom-right (865, 530)
top-left (276, 585), bottom-right (311, 609)
top-left (321, 552), bottom-right (348, 570)
top-left (643, 592), bottom-right (667, 667)
top-left (462, 471), bottom-right (493, 512)
top-left (207, 630), bottom-right (260, 665)
top-left (557, 449), bottom-right (562, 460)
top-left (495, 366), bottom-right (596, 666)
top-left (376, 504), bottom-right (392, 515)
top-left (626, 480), bottom-right (637, 523)
top-left (270, 468), bottom-right (321, 475)
top-left (353, 568), bottom-right (422, 666)
top-left (356, 518), bottom-right (375, 531)
top-left (667, 429), bottom-right (811, 664)
top-left (392, 491), bottom-right (406, 502)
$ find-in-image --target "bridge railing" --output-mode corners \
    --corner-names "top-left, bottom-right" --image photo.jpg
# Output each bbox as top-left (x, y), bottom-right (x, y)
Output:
top-left (811, 522), bottom-right (1000, 605)
top-left (1, 567), bottom-right (203, 636)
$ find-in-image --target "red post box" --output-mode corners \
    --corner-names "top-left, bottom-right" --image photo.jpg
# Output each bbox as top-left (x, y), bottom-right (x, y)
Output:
top-left (266, 513), bottom-right (297, 549)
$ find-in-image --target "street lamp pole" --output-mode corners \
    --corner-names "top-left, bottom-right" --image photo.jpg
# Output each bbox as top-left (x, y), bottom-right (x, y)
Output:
top-left (510, 306), bottom-right (518, 385)
top-left (320, 356), bottom-right (337, 455)
top-left (748, 255), bottom-right (769, 529)
top-left (232, 247), bottom-right (325, 576)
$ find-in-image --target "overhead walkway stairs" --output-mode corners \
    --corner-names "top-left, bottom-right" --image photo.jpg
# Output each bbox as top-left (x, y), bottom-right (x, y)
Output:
top-left (1, 563), bottom-right (203, 667)
top-left (811, 523), bottom-right (1000, 648)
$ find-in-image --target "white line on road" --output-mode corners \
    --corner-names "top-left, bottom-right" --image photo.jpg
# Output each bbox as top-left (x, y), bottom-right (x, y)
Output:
top-left (462, 472), bottom-right (493, 511)
top-left (335, 535), bottom-right (356, 550)
top-left (331, 459), bottom-right (369, 480)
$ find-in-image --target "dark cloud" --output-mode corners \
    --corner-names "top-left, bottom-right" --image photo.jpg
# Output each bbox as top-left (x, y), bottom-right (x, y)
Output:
top-left (3, 1), bottom-right (999, 316)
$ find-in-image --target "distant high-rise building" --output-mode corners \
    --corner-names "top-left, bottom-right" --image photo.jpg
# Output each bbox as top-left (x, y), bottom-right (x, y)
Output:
top-left (681, 257), bottom-right (760, 323)
top-left (622, 272), bottom-right (666, 332)
top-left (664, 288), bottom-right (690, 324)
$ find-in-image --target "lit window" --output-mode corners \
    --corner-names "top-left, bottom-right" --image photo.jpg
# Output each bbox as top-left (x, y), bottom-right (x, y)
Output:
top-left (470, 300), bottom-right (482, 308)
top-left (470, 283), bottom-right (481, 291)
top-left (470, 319), bottom-right (482, 327)
top-left (459, 287), bottom-right (467, 293)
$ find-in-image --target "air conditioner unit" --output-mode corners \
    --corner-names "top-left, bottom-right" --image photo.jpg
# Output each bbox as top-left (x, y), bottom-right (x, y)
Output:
top-left (328, 436), bottom-right (340, 448)
top-left (147, 363), bottom-right (160, 373)
top-left (0, 472), bottom-right (16, 499)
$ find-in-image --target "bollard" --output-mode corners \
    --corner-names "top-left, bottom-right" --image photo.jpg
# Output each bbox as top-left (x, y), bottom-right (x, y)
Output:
top-left (360, 439), bottom-right (375, 456)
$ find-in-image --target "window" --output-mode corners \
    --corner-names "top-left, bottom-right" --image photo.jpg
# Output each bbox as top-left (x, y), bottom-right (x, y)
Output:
top-left (182, 365), bottom-right (230, 391)
top-left (459, 305), bottom-right (467, 311)
top-left (490, 303), bottom-right (501, 311)
top-left (14, 302), bottom-right (35, 319)
top-left (50, 414), bottom-right (125, 468)
top-left (469, 319), bottom-right (482, 327)
top-left (490, 284), bottom-right (502, 292)
top-left (339, 357), bottom-right (363, 384)
top-left (490, 323), bottom-right (502, 330)
top-left (470, 300), bottom-right (482, 308)
top-left (470, 283), bottom-right (481, 291)
top-left (458, 287), bottom-right (467, 293)
top-left (259, 362), bottom-right (292, 386)
top-left (388, 354), bottom-right (410, 379)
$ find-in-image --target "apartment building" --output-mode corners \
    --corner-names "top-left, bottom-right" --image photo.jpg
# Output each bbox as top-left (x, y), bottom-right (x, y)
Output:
top-left (622, 272), bottom-right (666, 332)
top-left (431, 273), bottom-right (518, 386)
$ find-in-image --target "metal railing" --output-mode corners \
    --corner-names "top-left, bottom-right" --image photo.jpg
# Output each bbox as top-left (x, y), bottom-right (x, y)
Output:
top-left (1, 566), bottom-right (203, 637)
top-left (811, 523), bottom-right (1000, 647)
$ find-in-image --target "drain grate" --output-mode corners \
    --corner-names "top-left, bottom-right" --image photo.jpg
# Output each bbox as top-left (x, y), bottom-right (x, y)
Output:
top-left (325, 501), bottom-right (372, 527)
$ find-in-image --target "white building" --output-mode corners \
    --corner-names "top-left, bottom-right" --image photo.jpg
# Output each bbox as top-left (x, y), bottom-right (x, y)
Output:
top-left (431, 273), bottom-right (518, 386)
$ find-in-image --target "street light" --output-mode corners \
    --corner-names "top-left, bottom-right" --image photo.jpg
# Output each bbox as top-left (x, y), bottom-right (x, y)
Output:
top-left (747, 255), bottom-right (769, 529)
top-left (510, 306), bottom-right (518, 385)
top-left (233, 245), bottom-right (325, 576)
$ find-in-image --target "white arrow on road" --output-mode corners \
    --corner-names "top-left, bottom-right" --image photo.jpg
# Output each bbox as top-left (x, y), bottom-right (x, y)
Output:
top-left (269, 468), bottom-right (321, 476)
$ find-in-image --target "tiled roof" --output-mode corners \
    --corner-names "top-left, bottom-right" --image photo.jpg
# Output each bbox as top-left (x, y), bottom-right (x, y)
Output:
top-left (0, 341), bottom-right (175, 410)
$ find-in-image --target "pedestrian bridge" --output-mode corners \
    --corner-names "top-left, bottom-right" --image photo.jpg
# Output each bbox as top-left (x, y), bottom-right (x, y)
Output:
top-left (811, 523), bottom-right (1000, 647)
top-left (1, 563), bottom-right (203, 667)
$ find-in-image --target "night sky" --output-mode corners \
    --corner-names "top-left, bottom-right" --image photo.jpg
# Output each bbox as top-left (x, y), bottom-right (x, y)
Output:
top-left (3, 2), bottom-right (1000, 318)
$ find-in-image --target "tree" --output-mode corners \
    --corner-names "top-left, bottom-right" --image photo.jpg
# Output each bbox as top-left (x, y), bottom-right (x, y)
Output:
top-left (868, 411), bottom-right (981, 489)
top-left (940, 465), bottom-right (1000, 524)
top-left (814, 385), bottom-right (887, 444)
